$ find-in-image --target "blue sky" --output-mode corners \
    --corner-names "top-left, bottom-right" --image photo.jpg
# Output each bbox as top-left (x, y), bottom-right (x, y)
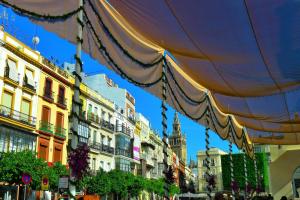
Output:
top-left (1, 7), bottom-right (238, 162)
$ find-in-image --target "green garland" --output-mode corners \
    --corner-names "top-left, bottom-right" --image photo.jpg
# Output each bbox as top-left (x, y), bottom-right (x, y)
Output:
top-left (0, 0), bottom-right (82, 21)
top-left (87, 0), bottom-right (164, 68)
top-left (84, 10), bottom-right (162, 87)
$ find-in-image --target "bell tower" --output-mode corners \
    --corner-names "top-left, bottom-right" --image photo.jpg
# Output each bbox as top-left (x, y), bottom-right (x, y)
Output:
top-left (169, 112), bottom-right (187, 164)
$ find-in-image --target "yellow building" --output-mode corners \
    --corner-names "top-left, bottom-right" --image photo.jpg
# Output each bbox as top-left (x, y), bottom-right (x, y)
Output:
top-left (0, 29), bottom-right (39, 153)
top-left (35, 57), bottom-right (73, 165)
top-left (197, 148), bottom-right (227, 192)
top-left (268, 145), bottom-right (300, 199)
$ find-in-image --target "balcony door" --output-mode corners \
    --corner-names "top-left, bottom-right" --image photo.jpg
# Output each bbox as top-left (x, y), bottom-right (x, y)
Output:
top-left (42, 106), bottom-right (50, 123)
top-left (20, 99), bottom-right (31, 122)
top-left (1, 91), bottom-right (13, 115)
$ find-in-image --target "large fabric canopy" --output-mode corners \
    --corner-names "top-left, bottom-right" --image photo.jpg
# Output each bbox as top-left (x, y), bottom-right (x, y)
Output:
top-left (3, 0), bottom-right (300, 156)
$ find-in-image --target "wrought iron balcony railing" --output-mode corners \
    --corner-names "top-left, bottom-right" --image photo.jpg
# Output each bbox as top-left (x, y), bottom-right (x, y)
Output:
top-left (54, 126), bottom-right (66, 138)
top-left (116, 124), bottom-right (132, 136)
top-left (87, 112), bottom-right (100, 124)
top-left (101, 119), bottom-right (115, 132)
top-left (39, 120), bottom-right (54, 134)
top-left (102, 144), bottom-right (114, 154)
top-left (0, 105), bottom-right (36, 126)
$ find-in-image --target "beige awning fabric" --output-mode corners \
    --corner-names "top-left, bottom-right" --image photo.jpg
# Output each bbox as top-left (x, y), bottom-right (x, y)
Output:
top-left (3, 0), bottom-right (300, 157)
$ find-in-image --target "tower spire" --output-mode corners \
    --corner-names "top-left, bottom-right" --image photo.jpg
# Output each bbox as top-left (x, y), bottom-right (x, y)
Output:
top-left (173, 112), bottom-right (181, 135)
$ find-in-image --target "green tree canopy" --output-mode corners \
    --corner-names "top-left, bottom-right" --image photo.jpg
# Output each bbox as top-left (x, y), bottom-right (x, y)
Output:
top-left (0, 151), bottom-right (68, 190)
top-left (221, 153), bottom-right (269, 191)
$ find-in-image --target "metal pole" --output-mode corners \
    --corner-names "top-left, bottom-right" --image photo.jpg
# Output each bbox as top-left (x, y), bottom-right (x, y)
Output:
top-left (24, 185), bottom-right (26, 200)
top-left (69, 0), bottom-right (83, 199)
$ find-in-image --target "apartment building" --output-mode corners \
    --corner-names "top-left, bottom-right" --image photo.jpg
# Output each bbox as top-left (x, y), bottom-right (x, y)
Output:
top-left (0, 29), bottom-right (39, 153)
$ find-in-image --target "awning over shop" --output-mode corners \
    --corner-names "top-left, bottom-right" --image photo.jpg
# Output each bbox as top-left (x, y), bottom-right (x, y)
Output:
top-left (2, 0), bottom-right (300, 157)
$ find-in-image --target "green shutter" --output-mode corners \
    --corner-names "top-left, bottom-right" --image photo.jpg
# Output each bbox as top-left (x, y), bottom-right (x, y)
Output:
top-left (21, 100), bottom-right (30, 115)
top-left (2, 92), bottom-right (13, 109)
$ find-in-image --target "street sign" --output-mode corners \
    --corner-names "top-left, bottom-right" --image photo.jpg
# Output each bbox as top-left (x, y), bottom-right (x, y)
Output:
top-left (58, 176), bottom-right (69, 189)
top-left (41, 175), bottom-right (49, 191)
top-left (21, 173), bottom-right (32, 185)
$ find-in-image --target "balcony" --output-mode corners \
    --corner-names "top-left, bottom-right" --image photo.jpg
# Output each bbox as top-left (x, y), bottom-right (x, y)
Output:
top-left (0, 105), bottom-right (36, 127)
top-left (116, 124), bottom-right (131, 136)
top-left (128, 115), bottom-right (136, 124)
top-left (43, 89), bottom-right (54, 102)
top-left (101, 119), bottom-right (115, 132)
top-left (89, 141), bottom-right (102, 151)
top-left (39, 120), bottom-right (54, 134)
top-left (102, 144), bottom-right (114, 154)
top-left (87, 112), bottom-right (101, 124)
top-left (23, 77), bottom-right (35, 92)
top-left (115, 148), bottom-right (132, 158)
top-left (57, 95), bottom-right (67, 108)
top-left (141, 153), bottom-right (155, 167)
top-left (54, 126), bottom-right (66, 138)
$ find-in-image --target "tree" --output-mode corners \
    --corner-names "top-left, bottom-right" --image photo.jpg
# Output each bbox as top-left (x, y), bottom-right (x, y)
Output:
top-left (0, 151), bottom-right (68, 191)
top-left (188, 180), bottom-right (196, 193)
top-left (85, 170), bottom-right (112, 196)
top-left (46, 162), bottom-right (69, 191)
top-left (179, 171), bottom-right (188, 193)
top-left (169, 184), bottom-right (180, 196)
top-left (165, 166), bottom-right (176, 184)
top-left (0, 151), bottom-right (47, 190)
top-left (108, 170), bottom-right (129, 199)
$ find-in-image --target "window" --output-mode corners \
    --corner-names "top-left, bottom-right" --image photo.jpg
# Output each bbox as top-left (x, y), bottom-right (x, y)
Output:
top-left (92, 158), bottom-right (96, 171)
top-left (88, 104), bottom-right (92, 113)
top-left (2, 91), bottom-right (13, 114)
top-left (6, 58), bottom-right (18, 82)
top-left (100, 161), bottom-right (104, 169)
top-left (56, 112), bottom-right (64, 128)
top-left (94, 107), bottom-right (98, 114)
top-left (108, 114), bottom-right (112, 123)
top-left (101, 110), bottom-right (106, 120)
top-left (53, 146), bottom-right (62, 163)
top-left (93, 130), bottom-right (97, 143)
top-left (42, 106), bottom-right (50, 123)
top-left (78, 122), bottom-right (89, 143)
top-left (108, 137), bottom-right (111, 147)
top-left (44, 78), bottom-right (53, 99)
top-left (211, 158), bottom-right (215, 166)
top-left (107, 162), bottom-right (111, 171)
top-left (202, 159), bottom-right (206, 167)
top-left (24, 68), bottom-right (35, 87)
top-left (58, 86), bottom-right (65, 105)
top-left (20, 99), bottom-right (31, 122)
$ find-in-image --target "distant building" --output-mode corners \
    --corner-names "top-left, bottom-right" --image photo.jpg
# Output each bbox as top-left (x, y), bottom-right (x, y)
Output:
top-left (169, 112), bottom-right (187, 165)
top-left (83, 73), bottom-right (139, 173)
top-left (197, 148), bottom-right (227, 192)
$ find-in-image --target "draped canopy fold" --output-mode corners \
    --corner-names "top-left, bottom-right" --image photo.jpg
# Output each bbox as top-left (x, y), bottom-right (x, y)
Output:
top-left (3, 0), bottom-right (300, 157)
